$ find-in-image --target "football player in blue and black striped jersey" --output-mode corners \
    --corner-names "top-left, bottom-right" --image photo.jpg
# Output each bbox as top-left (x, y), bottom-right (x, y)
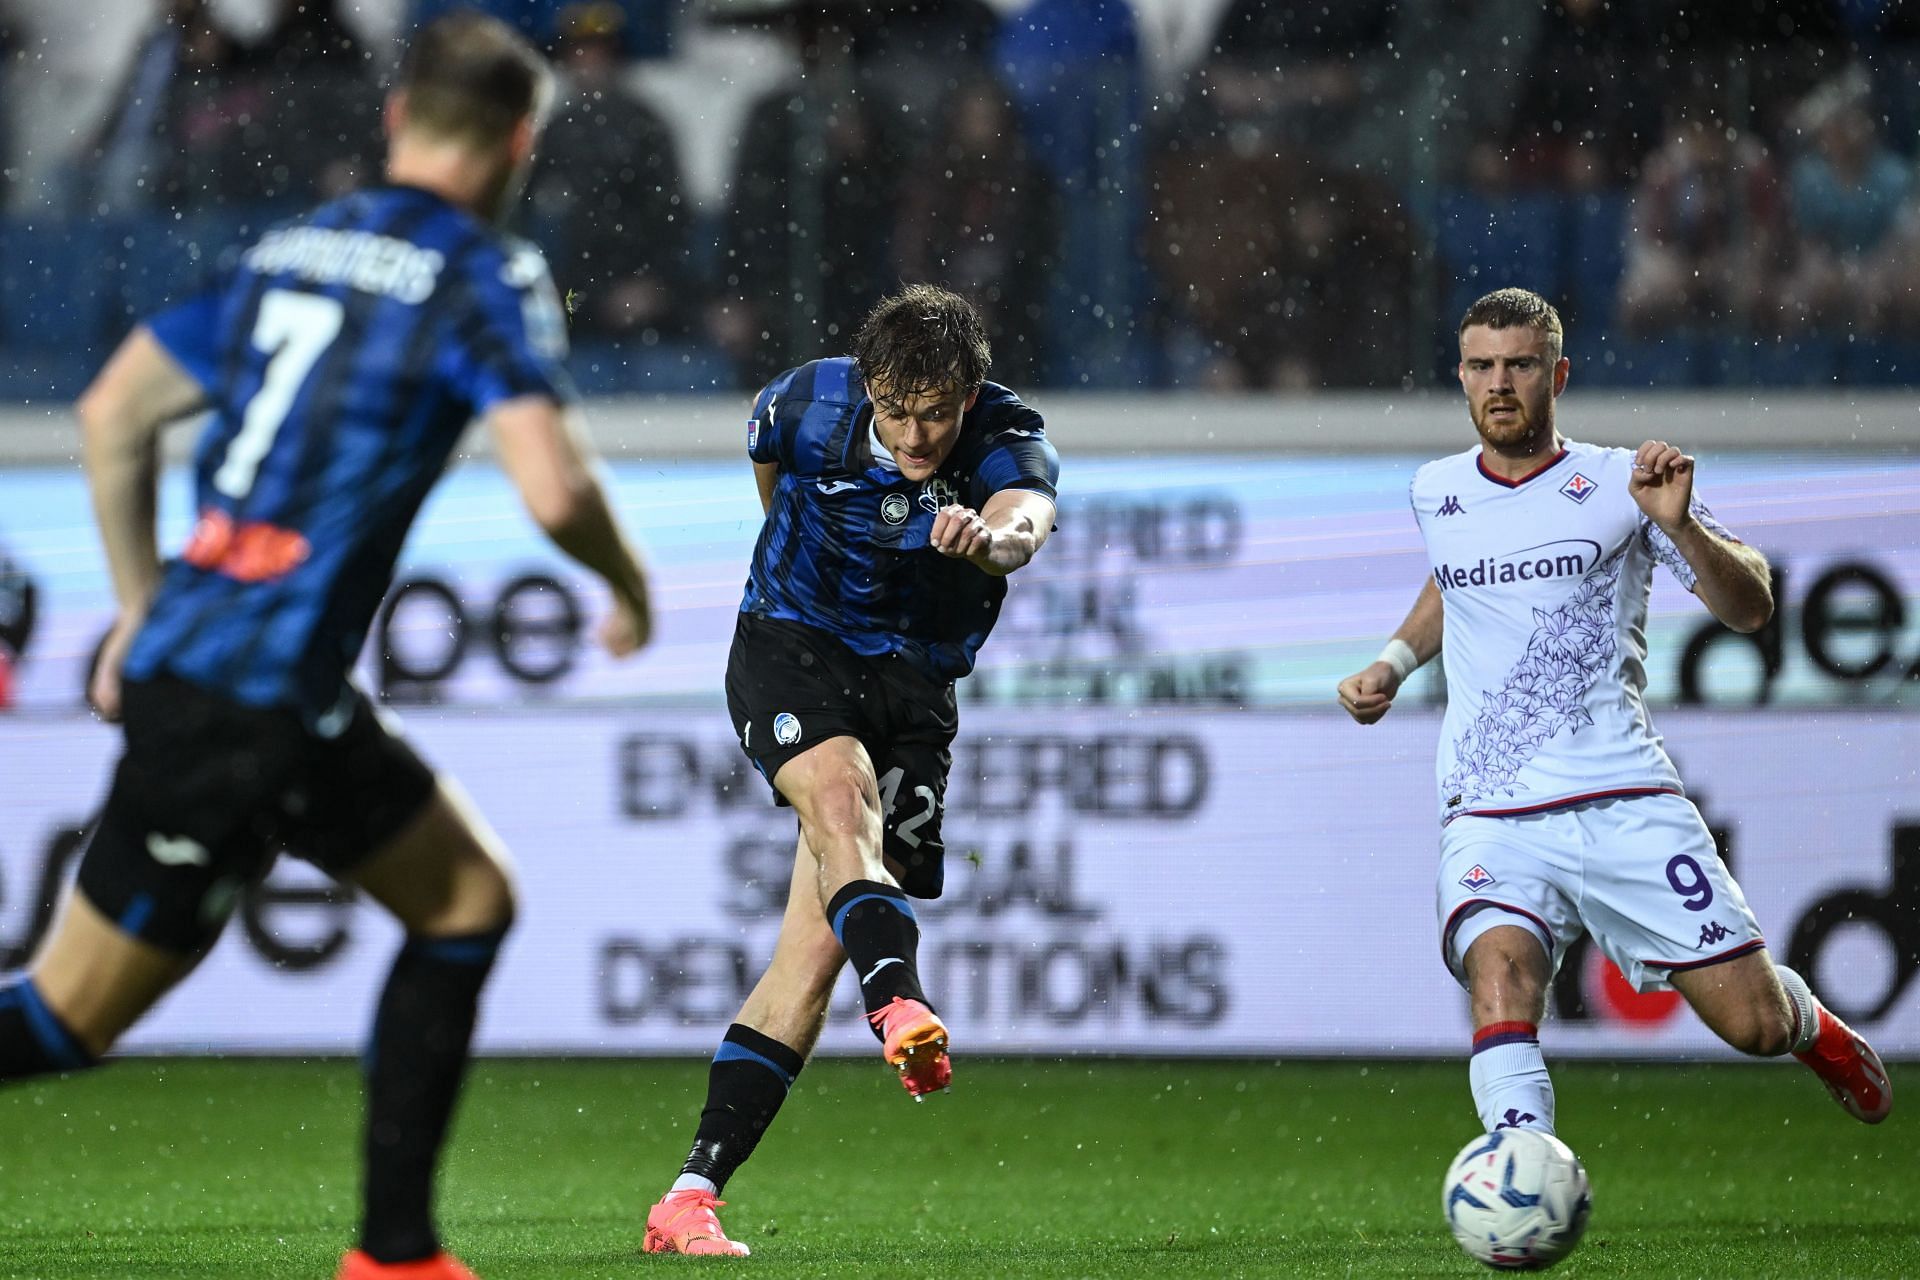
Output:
top-left (0, 15), bottom-right (653, 1280)
top-left (644, 285), bottom-right (1059, 1256)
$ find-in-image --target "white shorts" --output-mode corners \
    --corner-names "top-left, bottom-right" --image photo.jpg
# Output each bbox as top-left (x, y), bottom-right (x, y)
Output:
top-left (1435, 793), bottom-right (1765, 993)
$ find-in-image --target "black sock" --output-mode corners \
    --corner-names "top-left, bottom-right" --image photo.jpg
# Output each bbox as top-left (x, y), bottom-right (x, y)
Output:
top-left (0, 980), bottom-right (97, 1080)
top-left (360, 927), bottom-right (507, 1265)
top-left (825, 880), bottom-right (930, 1030)
top-left (678, 1024), bottom-right (805, 1193)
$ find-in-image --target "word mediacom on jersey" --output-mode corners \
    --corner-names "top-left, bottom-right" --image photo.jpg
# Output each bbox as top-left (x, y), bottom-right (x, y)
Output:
top-left (1433, 542), bottom-right (1595, 591)
top-left (0, 708), bottom-right (1915, 1058)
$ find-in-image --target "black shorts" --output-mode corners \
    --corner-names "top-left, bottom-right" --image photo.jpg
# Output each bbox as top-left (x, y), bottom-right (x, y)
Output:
top-left (725, 613), bottom-right (958, 898)
top-left (77, 676), bottom-right (437, 953)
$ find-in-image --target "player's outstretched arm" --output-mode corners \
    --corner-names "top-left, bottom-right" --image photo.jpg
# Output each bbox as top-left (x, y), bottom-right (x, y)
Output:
top-left (1629, 439), bottom-right (1773, 634)
top-left (490, 396), bottom-right (653, 656)
top-left (931, 489), bottom-right (1056, 577)
top-left (77, 327), bottom-right (211, 720)
top-left (1338, 577), bottom-right (1443, 725)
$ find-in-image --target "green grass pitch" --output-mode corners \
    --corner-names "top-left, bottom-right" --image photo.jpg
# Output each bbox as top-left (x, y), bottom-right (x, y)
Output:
top-left (0, 1057), bottom-right (1910, 1278)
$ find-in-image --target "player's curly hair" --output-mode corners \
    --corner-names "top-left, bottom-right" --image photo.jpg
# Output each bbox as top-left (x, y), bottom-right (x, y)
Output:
top-left (852, 285), bottom-right (992, 405)
top-left (1459, 288), bottom-right (1564, 362)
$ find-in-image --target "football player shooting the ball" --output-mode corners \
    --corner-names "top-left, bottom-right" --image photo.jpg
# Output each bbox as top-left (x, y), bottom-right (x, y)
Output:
top-left (642, 284), bottom-right (1059, 1257)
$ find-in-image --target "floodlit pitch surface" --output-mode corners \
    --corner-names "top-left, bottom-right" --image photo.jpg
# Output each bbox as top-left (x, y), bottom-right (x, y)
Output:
top-left (0, 1058), bottom-right (1910, 1277)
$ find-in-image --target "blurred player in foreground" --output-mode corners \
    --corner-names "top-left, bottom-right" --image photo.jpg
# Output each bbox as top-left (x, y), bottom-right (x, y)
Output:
top-left (642, 285), bottom-right (1059, 1256)
top-left (1339, 287), bottom-right (1890, 1142)
top-left (0, 15), bottom-right (653, 1280)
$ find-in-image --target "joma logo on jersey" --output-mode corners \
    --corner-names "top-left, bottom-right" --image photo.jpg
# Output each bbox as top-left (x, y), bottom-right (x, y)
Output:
top-left (1433, 539), bottom-right (1601, 591)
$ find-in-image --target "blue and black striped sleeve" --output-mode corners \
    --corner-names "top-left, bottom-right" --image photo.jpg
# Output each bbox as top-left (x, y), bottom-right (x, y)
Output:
top-left (144, 287), bottom-right (225, 390)
top-left (747, 367), bottom-right (803, 467)
top-left (968, 388), bottom-right (1059, 504)
top-left (440, 241), bottom-right (576, 413)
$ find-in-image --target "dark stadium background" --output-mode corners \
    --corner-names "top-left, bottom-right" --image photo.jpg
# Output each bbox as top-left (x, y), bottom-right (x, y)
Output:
top-left (0, 1), bottom-right (1913, 1275)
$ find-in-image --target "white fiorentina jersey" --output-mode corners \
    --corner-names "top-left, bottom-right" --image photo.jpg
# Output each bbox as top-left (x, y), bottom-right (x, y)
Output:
top-left (1411, 439), bottom-right (1736, 825)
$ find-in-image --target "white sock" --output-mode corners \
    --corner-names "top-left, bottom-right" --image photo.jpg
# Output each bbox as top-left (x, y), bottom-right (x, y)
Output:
top-left (1775, 965), bottom-right (1820, 1055)
top-left (1469, 1022), bottom-right (1556, 1134)
top-left (670, 1173), bottom-right (720, 1196)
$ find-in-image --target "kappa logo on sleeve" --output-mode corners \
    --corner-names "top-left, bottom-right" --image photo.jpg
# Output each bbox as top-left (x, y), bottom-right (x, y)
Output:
top-left (1695, 921), bottom-right (1734, 949)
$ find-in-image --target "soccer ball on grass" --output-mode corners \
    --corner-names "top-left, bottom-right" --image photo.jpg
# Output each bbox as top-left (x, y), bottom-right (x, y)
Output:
top-left (1441, 1127), bottom-right (1592, 1270)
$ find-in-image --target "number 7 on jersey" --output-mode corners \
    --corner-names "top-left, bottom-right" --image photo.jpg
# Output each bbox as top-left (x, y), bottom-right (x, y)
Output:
top-left (213, 288), bottom-right (345, 500)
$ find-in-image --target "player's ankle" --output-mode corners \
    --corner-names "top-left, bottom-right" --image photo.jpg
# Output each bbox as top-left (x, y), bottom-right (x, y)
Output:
top-left (670, 1174), bottom-right (719, 1196)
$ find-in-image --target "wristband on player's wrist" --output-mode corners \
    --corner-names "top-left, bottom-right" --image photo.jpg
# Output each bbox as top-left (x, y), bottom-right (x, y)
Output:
top-left (1377, 638), bottom-right (1419, 682)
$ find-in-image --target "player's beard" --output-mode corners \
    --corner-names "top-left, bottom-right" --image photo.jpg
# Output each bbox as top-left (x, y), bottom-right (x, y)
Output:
top-left (1473, 394), bottom-right (1552, 456)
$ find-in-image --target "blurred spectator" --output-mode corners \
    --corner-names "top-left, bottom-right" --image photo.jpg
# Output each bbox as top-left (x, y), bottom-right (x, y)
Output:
top-left (87, 0), bottom-right (377, 214)
top-left (1616, 101), bottom-right (1788, 335)
top-left (1469, 0), bottom-right (1661, 192)
top-left (1183, 0), bottom-right (1544, 188)
top-left (1844, 1), bottom-right (1920, 156)
top-left (995, 0), bottom-right (1149, 385)
top-left (243, 0), bottom-right (383, 204)
top-left (1777, 68), bottom-right (1912, 332)
top-left (527, 1), bottom-right (692, 342)
top-left (86, 0), bottom-right (263, 213)
top-left (844, 0), bottom-right (999, 153)
top-left (410, 0), bottom-right (669, 56)
top-left (1150, 142), bottom-right (1416, 389)
top-left (1643, 0), bottom-right (1848, 145)
top-left (892, 79), bottom-right (1056, 386)
top-left (1182, 0), bottom-right (1395, 155)
top-left (710, 17), bottom-right (895, 382)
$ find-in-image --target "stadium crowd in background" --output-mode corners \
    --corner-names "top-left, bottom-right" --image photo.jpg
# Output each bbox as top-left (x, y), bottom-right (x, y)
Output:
top-left (3, 0), bottom-right (1920, 391)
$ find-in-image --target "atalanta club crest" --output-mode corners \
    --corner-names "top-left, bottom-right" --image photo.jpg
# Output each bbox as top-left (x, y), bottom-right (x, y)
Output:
top-left (1560, 472), bottom-right (1596, 503)
top-left (881, 493), bottom-right (912, 525)
top-left (1459, 864), bottom-right (1497, 891)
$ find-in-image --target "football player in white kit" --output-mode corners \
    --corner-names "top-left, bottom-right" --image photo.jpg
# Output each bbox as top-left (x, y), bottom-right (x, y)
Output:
top-left (1338, 287), bottom-right (1890, 1136)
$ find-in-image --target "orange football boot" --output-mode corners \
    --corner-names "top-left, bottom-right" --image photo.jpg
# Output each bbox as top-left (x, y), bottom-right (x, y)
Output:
top-left (867, 997), bottom-right (952, 1100)
top-left (336, 1250), bottom-right (478, 1280)
top-left (643, 1189), bottom-right (751, 1256)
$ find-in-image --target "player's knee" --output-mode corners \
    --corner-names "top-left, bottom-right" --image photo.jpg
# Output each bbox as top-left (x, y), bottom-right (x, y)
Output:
top-left (1465, 933), bottom-right (1549, 1015)
top-left (807, 776), bottom-right (883, 844)
top-left (463, 856), bottom-right (519, 934)
top-left (421, 849), bottom-right (517, 938)
top-left (1474, 964), bottom-right (1545, 1018)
